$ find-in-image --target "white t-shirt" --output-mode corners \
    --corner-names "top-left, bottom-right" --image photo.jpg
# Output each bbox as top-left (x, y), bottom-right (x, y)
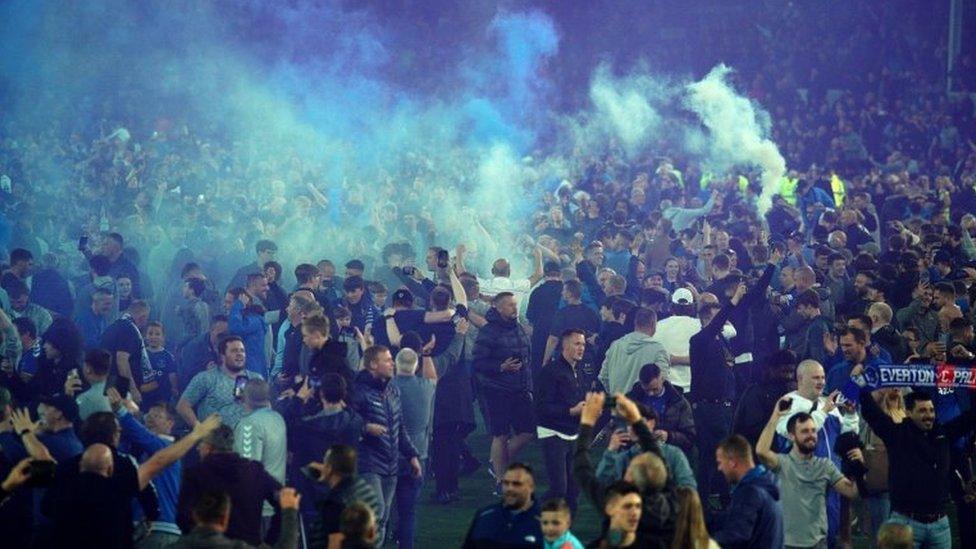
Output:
top-left (478, 276), bottom-right (532, 299)
top-left (652, 315), bottom-right (736, 391)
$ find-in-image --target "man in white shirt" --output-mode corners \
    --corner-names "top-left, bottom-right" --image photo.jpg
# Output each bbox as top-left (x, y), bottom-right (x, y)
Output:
top-left (477, 250), bottom-right (543, 303)
top-left (653, 287), bottom-right (735, 393)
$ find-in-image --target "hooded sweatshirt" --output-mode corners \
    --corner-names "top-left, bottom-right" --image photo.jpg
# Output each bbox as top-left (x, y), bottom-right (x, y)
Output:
top-left (598, 332), bottom-right (670, 395)
top-left (711, 465), bottom-right (784, 549)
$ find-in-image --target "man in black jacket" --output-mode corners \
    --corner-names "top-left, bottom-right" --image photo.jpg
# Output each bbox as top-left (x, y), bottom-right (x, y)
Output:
top-left (535, 329), bottom-right (587, 513)
top-left (473, 292), bottom-right (534, 486)
top-left (351, 345), bottom-right (420, 544)
top-left (690, 261), bottom-right (774, 508)
top-left (302, 314), bottom-right (352, 384)
top-left (626, 363), bottom-right (696, 459)
top-left (177, 425), bottom-right (281, 546)
top-left (278, 373), bottom-right (363, 525)
top-left (858, 383), bottom-right (976, 549)
top-left (305, 444), bottom-right (381, 549)
top-left (731, 350), bottom-right (797, 450)
top-left (525, 261), bottom-right (563, 372)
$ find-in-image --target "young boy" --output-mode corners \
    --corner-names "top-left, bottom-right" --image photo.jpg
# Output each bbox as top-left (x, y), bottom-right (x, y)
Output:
top-left (333, 306), bottom-right (362, 370)
top-left (541, 498), bottom-right (584, 549)
top-left (368, 281), bottom-right (388, 310)
top-left (142, 321), bottom-right (177, 407)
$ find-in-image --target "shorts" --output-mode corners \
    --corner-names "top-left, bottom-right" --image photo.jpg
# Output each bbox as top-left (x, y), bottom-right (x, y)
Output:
top-left (482, 390), bottom-right (536, 437)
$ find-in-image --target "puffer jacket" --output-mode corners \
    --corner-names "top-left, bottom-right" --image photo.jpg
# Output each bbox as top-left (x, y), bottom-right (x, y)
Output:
top-left (350, 370), bottom-right (418, 477)
top-left (626, 380), bottom-right (697, 455)
top-left (472, 308), bottom-right (532, 394)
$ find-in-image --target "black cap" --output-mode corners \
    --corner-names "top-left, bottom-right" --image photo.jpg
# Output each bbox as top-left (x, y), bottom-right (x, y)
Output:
top-left (40, 394), bottom-right (80, 424)
top-left (392, 288), bottom-right (413, 306)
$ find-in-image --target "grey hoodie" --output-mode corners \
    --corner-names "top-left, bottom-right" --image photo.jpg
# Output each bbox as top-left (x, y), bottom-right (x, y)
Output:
top-left (598, 331), bottom-right (671, 395)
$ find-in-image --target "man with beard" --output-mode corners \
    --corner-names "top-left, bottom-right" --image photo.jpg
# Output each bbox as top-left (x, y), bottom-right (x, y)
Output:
top-left (461, 463), bottom-right (543, 548)
top-left (758, 406), bottom-right (861, 549)
top-left (857, 385), bottom-right (976, 549)
top-left (177, 335), bottom-right (259, 429)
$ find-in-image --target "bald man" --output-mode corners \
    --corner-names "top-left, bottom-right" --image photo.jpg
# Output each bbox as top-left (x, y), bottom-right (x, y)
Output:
top-left (776, 359), bottom-right (859, 547)
top-left (80, 443), bottom-right (114, 478)
top-left (51, 442), bottom-right (132, 548)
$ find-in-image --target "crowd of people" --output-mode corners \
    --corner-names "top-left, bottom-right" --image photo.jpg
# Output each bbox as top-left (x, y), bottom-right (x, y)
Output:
top-left (3, 3), bottom-right (976, 549)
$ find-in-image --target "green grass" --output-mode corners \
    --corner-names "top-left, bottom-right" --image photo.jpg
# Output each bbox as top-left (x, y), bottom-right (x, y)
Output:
top-left (410, 421), bottom-right (604, 547)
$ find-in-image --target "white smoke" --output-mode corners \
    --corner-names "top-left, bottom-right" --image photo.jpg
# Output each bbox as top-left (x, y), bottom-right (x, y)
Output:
top-left (684, 64), bottom-right (786, 214)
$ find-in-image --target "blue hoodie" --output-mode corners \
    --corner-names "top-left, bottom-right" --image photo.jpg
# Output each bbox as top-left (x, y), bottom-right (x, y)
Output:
top-left (711, 465), bottom-right (784, 549)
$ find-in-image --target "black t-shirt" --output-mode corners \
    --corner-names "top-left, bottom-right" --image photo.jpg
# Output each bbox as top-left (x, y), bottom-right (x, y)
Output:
top-left (371, 309), bottom-right (424, 348)
top-left (550, 304), bottom-right (601, 338)
top-left (100, 319), bottom-right (147, 386)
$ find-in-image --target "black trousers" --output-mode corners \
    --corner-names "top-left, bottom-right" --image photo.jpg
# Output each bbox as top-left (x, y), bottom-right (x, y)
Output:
top-left (541, 435), bottom-right (579, 513)
top-left (693, 400), bottom-right (733, 506)
top-left (432, 422), bottom-right (469, 495)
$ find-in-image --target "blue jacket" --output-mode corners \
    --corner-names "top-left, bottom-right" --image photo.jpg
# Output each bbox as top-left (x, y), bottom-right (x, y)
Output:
top-left (350, 370), bottom-right (418, 476)
top-left (462, 499), bottom-right (543, 549)
top-left (711, 465), bottom-right (784, 549)
top-left (825, 354), bottom-right (885, 395)
top-left (117, 409), bottom-right (182, 535)
top-left (229, 300), bottom-right (268, 378)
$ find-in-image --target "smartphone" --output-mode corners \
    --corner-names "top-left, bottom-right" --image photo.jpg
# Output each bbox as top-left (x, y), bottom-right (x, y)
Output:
top-left (604, 395), bottom-right (618, 410)
top-left (778, 398), bottom-right (793, 412)
top-left (300, 464), bottom-right (321, 481)
top-left (234, 375), bottom-right (248, 399)
top-left (115, 376), bottom-right (131, 396)
top-left (25, 459), bottom-right (56, 488)
top-left (104, 376), bottom-right (131, 396)
top-left (437, 249), bottom-right (449, 269)
top-left (77, 235), bottom-right (89, 251)
top-left (614, 428), bottom-right (634, 448)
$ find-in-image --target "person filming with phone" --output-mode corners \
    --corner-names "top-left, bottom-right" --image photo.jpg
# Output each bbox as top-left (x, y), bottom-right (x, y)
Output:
top-left (776, 359), bottom-right (860, 546)
top-left (177, 335), bottom-right (258, 429)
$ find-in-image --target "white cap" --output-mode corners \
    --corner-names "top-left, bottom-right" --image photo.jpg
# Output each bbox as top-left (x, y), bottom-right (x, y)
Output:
top-left (671, 287), bottom-right (694, 305)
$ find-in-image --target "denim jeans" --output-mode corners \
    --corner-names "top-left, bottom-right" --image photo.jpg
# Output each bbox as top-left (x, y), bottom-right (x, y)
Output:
top-left (361, 473), bottom-right (398, 544)
top-left (395, 471), bottom-right (424, 549)
top-left (887, 512), bottom-right (951, 549)
top-left (866, 493), bottom-right (891, 547)
top-left (540, 435), bottom-right (579, 513)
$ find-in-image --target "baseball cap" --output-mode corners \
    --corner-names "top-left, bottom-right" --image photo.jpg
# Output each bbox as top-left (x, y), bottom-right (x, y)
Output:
top-left (39, 394), bottom-right (80, 424)
top-left (392, 288), bottom-right (413, 306)
top-left (671, 287), bottom-right (694, 305)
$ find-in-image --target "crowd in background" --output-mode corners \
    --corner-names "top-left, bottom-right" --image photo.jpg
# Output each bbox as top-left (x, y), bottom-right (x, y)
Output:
top-left (2, 2), bottom-right (976, 549)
